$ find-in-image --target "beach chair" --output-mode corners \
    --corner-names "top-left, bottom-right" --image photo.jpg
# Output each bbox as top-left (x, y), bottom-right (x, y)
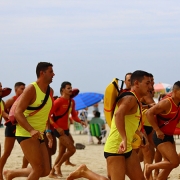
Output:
top-left (89, 123), bottom-right (107, 144)
top-left (73, 121), bottom-right (84, 134)
top-left (90, 123), bottom-right (101, 137)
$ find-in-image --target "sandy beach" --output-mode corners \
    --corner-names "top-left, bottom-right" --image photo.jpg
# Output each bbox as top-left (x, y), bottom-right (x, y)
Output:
top-left (0, 124), bottom-right (180, 180)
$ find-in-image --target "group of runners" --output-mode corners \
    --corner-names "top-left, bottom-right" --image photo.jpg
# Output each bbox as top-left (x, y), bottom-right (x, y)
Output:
top-left (66, 71), bottom-right (180, 180)
top-left (0, 62), bottom-right (86, 180)
top-left (0, 63), bottom-right (180, 180)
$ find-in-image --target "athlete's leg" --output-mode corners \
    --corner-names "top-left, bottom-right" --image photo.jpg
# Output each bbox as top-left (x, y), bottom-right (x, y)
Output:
top-left (4, 138), bottom-right (50, 180)
top-left (49, 140), bottom-right (66, 178)
top-left (65, 133), bottom-right (76, 166)
top-left (21, 156), bottom-right (29, 168)
top-left (67, 164), bottom-right (109, 180)
top-left (54, 135), bottom-right (76, 176)
top-left (153, 148), bottom-right (162, 179)
top-left (106, 156), bottom-right (126, 180)
top-left (126, 150), bottom-right (145, 180)
top-left (144, 142), bottom-right (179, 180)
top-left (0, 137), bottom-right (16, 179)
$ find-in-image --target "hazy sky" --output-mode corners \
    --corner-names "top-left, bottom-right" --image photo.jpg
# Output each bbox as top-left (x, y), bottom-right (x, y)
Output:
top-left (0, 1), bottom-right (180, 96)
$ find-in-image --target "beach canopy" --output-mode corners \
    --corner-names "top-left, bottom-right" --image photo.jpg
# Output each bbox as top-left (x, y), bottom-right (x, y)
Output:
top-left (154, 83), bottom-right (172, 93)
top-left (74, 92), bottom-right (104, 111)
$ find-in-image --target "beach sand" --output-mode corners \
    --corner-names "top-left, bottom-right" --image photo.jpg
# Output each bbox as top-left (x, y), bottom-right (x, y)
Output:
top-left (0, 124), bottom-right (180, 180)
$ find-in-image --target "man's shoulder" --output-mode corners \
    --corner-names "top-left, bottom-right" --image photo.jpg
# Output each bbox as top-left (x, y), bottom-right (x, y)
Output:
top-left (90, 117), bottom-right (104, 123)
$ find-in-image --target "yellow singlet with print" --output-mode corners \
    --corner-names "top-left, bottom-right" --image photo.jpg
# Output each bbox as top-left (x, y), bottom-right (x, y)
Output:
top-left (16, 82), bottom-right (52, 137)
top-left (104, 100), bottom-right (141, 154)
top-left (0, 100), bottom-right (4, 120)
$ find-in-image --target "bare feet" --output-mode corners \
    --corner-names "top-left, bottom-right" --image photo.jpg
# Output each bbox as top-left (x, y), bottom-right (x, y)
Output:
top-left (67, 164), bottom-right (87, 180)
top-left (144, 164), bottom-right (152, 180)
top-left (54, 166), bottom-right (63, 177)
top-left (65, 161), bottom-right (76, 167)
top-left (3, 170), bottom-right (12, 180)
top-left (48, 173), bottom-right (60, 179)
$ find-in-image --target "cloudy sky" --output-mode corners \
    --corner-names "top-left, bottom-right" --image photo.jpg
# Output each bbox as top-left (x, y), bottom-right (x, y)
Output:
top-left (0, 0), bottom-right (180, 95)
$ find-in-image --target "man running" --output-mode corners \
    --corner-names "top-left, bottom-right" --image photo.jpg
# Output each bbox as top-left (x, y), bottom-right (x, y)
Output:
top-left (0, 82), bottom-right (25, 180)
top-left (49, 81), bottom-right (85, 178)
top-left (4, 62), bottom-right (54, 180)
top-left (144, 81), bottom-right (180, 180)
top-left (0, 83), bottom-right (10, 158)
top-left (67, 70), bottom-right (151, 180)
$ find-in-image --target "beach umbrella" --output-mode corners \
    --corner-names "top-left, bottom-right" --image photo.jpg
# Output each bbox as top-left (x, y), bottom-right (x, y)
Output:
top-left (154, 83), bottom-right (172, 93)
top-left (74, 92), bottom-right (104, 111)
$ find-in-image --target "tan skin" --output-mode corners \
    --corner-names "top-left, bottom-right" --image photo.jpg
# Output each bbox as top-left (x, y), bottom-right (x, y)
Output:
top-left (67, 76), bottom-right (151, 180)
top-left (0, 83), bottom-right (12, 179)
top-left (108, 76), bottom-right (151, 180)
top-left (3, 66), bottom-right (55, 180)
top-left (145, 91), bottom-right (180, 180)
top-left (124, 74), bottom-right (131, 90)
top-left (0, 85), bottom-right (26, 180)
top-left (49, 84), bottom-right (86, 178)
top-left (0, 83), bottom-right (9, 120)
top-left (139, 77), bottom-right (156, 180)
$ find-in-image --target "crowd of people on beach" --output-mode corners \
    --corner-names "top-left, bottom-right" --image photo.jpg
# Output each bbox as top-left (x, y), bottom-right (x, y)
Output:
top-left (0, 61), bottom-right (180, 180)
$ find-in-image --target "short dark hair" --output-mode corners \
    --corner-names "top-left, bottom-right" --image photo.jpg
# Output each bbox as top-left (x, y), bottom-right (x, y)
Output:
top-left (148, 73), bottom-right (153, 78)
top-left (173, 81), bottom-right (180, 90)
top-left (125, 72), bottom-right (132, 80)
top-left (60, 81), bottom-right (71, 92)
top-left (14, 82), bottom-right (25, 88)
top-left (36, 62), bottom-right (53, 78)
top-left (95, 111), bottom-right (100, 118)
top-left (131, 70), bottom-right (149, 85)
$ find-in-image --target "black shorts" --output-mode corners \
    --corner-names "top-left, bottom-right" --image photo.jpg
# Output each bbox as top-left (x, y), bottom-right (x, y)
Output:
top-left (5, 125), bottom-right (16, 137)
top-left (104, 150), bottom-right (132, 159)
top-left (53, 129), bottom-right (70, 138)
top-left (144, 126), bottom-right (153, 135)
top-left (16, 136), bottom-right (44, 144)
top-left (153, 131), bottom-right (174, 147)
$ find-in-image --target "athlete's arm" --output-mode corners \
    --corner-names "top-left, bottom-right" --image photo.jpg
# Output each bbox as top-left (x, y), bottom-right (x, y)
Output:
top-left (71, 101), bottom-right (86, 126)
top-left (146, 99), bottom-right (171, 139)
top-left (2, 100), bottom-right (9, 119)
top-left (143, 94), bottom-right (155, 104)
top-left (15, 84), bottom-right (36, 133)
top-left (115, 96), bottom-right (138, 142)
top-left (5, 97), bottom-right (15, 113)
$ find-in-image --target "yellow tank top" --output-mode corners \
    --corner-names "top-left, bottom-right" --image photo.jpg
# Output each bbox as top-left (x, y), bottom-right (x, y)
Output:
top-left (143, 109), bottom-right (151, 126)
top-left (0, 100), bottom-right (4, 119)
top-left (131, 109), bottom-right (145, 149)
top-left (104, 97), bottom-right (141, 153)
top-left (16, 82), bottom-right (52, 137)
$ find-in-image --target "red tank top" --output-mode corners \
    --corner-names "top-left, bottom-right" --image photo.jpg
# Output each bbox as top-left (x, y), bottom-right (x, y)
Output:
top-left (157, 97), bottom-right (180, 135)
top-left (13, 96), bottom-right (18, 101)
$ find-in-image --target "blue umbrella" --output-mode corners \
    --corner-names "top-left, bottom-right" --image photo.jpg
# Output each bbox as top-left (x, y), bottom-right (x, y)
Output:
top-left (74, 92), bottom-right (104, 111)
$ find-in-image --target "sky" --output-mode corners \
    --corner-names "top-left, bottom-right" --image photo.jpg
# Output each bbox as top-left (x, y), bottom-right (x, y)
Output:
top-left (0, 0), bottom-right (180, 96)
